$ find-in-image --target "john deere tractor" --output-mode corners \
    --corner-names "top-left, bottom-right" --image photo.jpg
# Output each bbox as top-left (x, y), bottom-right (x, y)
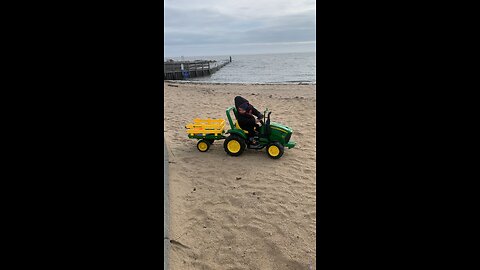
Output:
top-left (223, 106), bottom-right (295, 159)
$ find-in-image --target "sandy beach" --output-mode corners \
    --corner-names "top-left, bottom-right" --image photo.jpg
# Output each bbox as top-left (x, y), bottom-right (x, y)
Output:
top-left (164, 82), bottom-right (316, 269)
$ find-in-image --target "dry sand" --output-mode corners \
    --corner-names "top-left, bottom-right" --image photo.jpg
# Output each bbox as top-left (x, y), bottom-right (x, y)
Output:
top-left (164, 82), bottom-right (316, 270)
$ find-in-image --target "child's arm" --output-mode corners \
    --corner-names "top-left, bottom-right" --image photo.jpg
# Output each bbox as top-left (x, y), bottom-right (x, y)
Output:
top-left (251, 106), bottom-right (264, 119)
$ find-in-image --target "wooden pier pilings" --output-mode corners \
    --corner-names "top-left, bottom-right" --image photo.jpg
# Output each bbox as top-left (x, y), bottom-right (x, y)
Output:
top-left (164, 58), bottom-right (231, 80)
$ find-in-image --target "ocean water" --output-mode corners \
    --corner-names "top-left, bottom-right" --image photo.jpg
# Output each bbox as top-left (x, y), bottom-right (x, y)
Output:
top-left (164, 52), bottom-right (316, 84)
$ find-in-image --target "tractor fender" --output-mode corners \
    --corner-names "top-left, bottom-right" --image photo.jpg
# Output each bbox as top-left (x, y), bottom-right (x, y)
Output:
top-left (226, 129), bottom-right (248, 140)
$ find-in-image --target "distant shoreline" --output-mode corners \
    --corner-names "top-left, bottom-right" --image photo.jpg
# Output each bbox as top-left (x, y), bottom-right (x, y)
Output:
top-left (163, 50), bottom-right (316, 59)
top-left (164, 80), bottom-right (316, 86)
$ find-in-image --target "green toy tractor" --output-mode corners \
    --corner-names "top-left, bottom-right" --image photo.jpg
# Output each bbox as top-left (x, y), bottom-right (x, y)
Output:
top-left (223, 106), bottom-right (296, 159)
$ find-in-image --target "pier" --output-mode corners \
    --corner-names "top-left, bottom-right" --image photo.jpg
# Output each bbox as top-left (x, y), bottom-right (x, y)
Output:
top-left (164, 58), bottom-right (231, 80)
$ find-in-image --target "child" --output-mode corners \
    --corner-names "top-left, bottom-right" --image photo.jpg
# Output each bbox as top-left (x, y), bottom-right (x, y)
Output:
top-left (234, 96), bottom-right (263, 144)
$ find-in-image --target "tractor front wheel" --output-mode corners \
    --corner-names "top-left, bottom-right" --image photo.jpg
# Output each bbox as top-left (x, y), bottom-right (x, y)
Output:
top-left (266, 142), bottom-right (284, 159)
top-left (224, 135), bottom-right (246, 156)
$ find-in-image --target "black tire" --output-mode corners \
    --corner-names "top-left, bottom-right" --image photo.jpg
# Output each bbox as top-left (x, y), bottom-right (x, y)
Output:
top-left (197, 140), bottom-right (211, 152)
top-left (223, 135), bottom-right (246, 156)
top-left (206, 139), bottom-right (215, 145)
top-left (266, 142), bottom-right (284, 159)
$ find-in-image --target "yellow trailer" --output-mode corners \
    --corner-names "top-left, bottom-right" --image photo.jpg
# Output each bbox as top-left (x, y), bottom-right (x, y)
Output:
top-left (185, 118), bottom-right (226, 152)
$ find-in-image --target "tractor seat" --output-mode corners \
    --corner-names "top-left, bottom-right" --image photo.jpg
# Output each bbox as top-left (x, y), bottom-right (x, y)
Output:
top-left (234, 121), bottom-right (249, 134)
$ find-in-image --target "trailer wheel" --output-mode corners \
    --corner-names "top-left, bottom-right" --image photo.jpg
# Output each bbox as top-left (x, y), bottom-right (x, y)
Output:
top-left (197, 140), bottom-right (211, 152)
top-left (206, 139), bottom-right (215, 145)
top-left (224, 135), bottom-right (246, 156)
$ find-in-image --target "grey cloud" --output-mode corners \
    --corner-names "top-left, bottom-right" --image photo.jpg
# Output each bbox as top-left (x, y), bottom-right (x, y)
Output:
top-left (164, 2), bottom-right (316, 55)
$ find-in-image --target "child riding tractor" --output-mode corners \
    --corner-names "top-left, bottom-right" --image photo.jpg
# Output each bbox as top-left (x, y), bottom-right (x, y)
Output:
top-left (185, 106), bottom-right (295, 159)
top-left (223, 106), bottom-right (295, 159)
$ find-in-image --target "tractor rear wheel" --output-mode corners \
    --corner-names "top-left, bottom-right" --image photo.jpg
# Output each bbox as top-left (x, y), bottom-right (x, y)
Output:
top-left (266, 142), bottom-right (284, 159)
top-left (224, 135), bottom-right (246, 156)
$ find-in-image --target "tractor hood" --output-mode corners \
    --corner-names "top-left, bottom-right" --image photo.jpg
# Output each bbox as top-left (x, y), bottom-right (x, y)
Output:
top-left (269, 122), bottom-right (296, 149)
top-left (270, 122), bottom-right (293, 134)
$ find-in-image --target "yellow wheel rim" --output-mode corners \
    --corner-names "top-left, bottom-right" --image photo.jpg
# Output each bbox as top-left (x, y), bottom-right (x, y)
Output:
top-left (227, 140), bottom-right (241, 153)
top-left (198, 142), bottom-right (208, 151)
top-left (268, 145), bottom-right (280, 156)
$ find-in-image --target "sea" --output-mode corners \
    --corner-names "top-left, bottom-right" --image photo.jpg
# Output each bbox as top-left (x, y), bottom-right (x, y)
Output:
top-left (164, 52), bottom-right (316, 84)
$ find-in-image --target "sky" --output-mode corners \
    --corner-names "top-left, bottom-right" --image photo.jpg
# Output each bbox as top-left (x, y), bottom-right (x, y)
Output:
top-left (164, 0), bottom-right (316, 57)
